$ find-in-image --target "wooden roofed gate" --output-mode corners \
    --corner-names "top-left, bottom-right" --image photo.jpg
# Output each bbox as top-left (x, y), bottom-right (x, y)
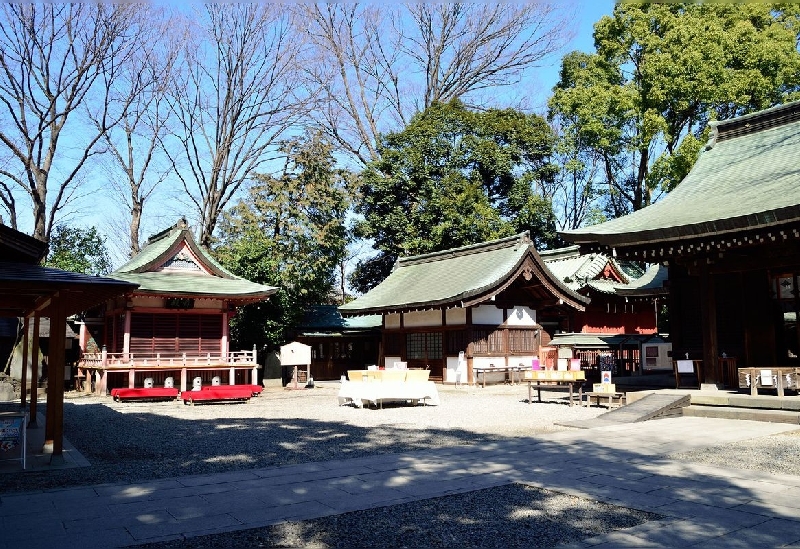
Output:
top-left (0, 223), bottom-right (137, 464)
top-left (76, 219), bottom-right (277, 395)
top-left (563, 100), bottom-right (800, 391)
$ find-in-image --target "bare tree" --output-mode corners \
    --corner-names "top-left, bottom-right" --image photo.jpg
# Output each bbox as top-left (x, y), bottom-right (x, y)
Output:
top-left (90, 7), bottom-right (180, 257)
top-left (298, 2), bottom-right (576, 166)
top-left (0, 4), bottom-right (148, 242)
top-left (164, 4), bottom-right (308, 248)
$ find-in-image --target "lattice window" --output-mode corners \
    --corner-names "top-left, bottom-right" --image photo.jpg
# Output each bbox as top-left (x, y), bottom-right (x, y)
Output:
top-left (406, 333), bottom-right (442, 360)
top-left (407, 334), bottom-right (425, 359)
top-left (472, 328), bottom-right (505, 354)
top-left (426, 333), bottom-right (442, 359)
top-left (162, 250), bottom-right (202, 272)
top-left (509, 329), bottom-right (538, 353)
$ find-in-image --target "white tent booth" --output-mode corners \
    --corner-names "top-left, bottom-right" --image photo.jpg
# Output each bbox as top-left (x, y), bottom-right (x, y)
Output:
top-left (279, 341), bottom-right (312, 389)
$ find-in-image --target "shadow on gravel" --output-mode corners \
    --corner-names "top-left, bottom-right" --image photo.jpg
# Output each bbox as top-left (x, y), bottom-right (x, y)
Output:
top-left (4, 399), bottom-right (800, 548)
top-left (136, 483), bottom-right (662, 549)
top-left (0, 400), bottom-right (520, 493)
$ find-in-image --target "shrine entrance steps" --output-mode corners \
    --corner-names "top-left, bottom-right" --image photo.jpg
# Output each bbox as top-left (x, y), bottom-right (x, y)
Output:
top-left (682, 404), bottom-right (800, 424)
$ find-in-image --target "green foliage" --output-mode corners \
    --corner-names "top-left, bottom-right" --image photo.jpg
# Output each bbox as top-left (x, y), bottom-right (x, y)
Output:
top-left (549, 3), bottom-right (800, 217)
top-left (214, 132), bottom-right (351, 349)
top-left (352, 99), bottom-right (559, 291)
top-left (45, 225), bottom-right (112, 275)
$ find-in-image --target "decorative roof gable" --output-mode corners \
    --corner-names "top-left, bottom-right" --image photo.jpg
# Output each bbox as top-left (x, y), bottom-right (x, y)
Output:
top-left (340, 233), bottom-right (589, 316)
top-left (115, 218), bottom-right (229, 277)
top-left (111, 219), bottom-right (277, 302)
top-left (540, 245), bottom-right (628, 289)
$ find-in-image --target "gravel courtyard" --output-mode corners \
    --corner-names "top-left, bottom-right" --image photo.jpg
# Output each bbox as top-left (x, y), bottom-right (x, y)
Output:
top-left (5, 381), bottom-right (800, 548)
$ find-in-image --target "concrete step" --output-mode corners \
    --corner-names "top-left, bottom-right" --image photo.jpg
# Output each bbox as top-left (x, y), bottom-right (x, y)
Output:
top-left (683, 404), bottom-right (800, 424)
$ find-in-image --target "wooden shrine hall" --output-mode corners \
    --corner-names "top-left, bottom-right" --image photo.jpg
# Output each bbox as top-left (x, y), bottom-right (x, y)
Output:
top-left (76, 219), bottom-right (277, 394)
top-left (339, 232), bottom-right (591, 385)
top-left (564, 100), bottom-right (800, 390)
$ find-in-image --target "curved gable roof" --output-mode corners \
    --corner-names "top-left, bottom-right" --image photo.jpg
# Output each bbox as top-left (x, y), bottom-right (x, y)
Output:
top-left (340, 233), bottom-right (588, 316)
top-left (562, 100), bottom-right (800, 249)
top-left (111, 220), bottom-right (277, 302)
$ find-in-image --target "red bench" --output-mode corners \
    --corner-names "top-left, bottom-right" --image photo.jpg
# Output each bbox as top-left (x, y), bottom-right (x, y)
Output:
top-left (111, 388), bottom-right (180, 402)
top-left (201, 384), bottom-right (263, 396)
top-left (182, 386), bottom-right (254, 405)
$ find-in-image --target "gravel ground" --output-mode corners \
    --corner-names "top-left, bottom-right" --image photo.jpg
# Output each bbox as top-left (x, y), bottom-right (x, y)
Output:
top-left (0, 382), bottom-right (610, 494)
top-left (4, 381), bottom-right (800, 548)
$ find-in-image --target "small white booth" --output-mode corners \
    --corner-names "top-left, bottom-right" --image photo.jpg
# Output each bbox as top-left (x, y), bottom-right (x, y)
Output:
top-left (279, 341), bottom-right (312, 389)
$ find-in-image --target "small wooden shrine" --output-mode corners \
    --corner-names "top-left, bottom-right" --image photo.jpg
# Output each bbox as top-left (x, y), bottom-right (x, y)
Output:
top-left (77, 219), bottom-right (277, 394)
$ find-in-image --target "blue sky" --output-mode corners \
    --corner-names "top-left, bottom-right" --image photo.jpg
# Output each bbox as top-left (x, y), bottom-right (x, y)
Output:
top-left (14, 1), bottom-right (618, 262)
top-left (535, 1), bottom-right (616, 102)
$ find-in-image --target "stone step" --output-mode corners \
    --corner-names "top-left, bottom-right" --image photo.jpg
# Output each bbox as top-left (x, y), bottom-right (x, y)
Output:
top-left (683, 404), bottom-right (800, 424)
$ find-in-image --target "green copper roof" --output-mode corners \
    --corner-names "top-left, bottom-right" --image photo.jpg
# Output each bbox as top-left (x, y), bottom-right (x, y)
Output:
top-left (340, 233), bottom-right (588, 316)
top-left (299, 305), bottom-right (381, 332)
top-left (616, 264), bottom-right (669, 297)
top-left (540, 245), bottom-right (663, 296)
top-left (112, 220), bottom-right (277, 301)
top-left (110, 272), bottom-right (276, 300)
top-left (548, 333), bottom-right (667, 349)
top-left (563, 101), bottom-right (800, 248)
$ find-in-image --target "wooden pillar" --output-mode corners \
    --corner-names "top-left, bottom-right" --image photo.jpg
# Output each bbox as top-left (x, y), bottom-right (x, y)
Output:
top-left (466, 307), bottom-right (474, 385)
top-left (19, 316), bottom-right (29, 409)
top-left (45, 297), bottom-right (67, 462)
top-left (123, 310), bottom-right (131, 361)
top-left (221, 311), bottom-right (229, 358)
top-left (29, 316), bottom-right (40, 428)
top-left (699, 264), bottom-right (720, 385)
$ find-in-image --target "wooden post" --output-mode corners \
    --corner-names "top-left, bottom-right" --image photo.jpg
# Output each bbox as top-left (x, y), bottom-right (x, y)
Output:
top-left (123, 310), bottom-right (131, 361)
top-left (19, 316), bottom-right (29, 409)
top-left (45, 297), bottom-right (67, 463)
top-left (221, 312), bottom-right (229, 358)
top-left (251, 344), bottom-right (258, 385)
top-left (699, 264), bottom-right (719, 385)
top-left (29, 316), bottom-right (40, 428)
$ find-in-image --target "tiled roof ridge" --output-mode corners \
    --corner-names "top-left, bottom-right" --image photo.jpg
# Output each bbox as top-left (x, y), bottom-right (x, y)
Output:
top-left (539, 245), bottom-right (581, 260)
top-left (710, 100), bottom-right (800, 145)
top-left (396, 232), bottom-right (530, 268)
top-left (144, 217), bottom-right (189, 246)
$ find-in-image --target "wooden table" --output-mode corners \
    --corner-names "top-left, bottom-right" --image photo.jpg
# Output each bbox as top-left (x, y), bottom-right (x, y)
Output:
top-left (527, 380), bottom-right (583, 407)
top-left (474, 366), bottom-right (522, 388)
top-left (584, 391), bottom-right (626, 409)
